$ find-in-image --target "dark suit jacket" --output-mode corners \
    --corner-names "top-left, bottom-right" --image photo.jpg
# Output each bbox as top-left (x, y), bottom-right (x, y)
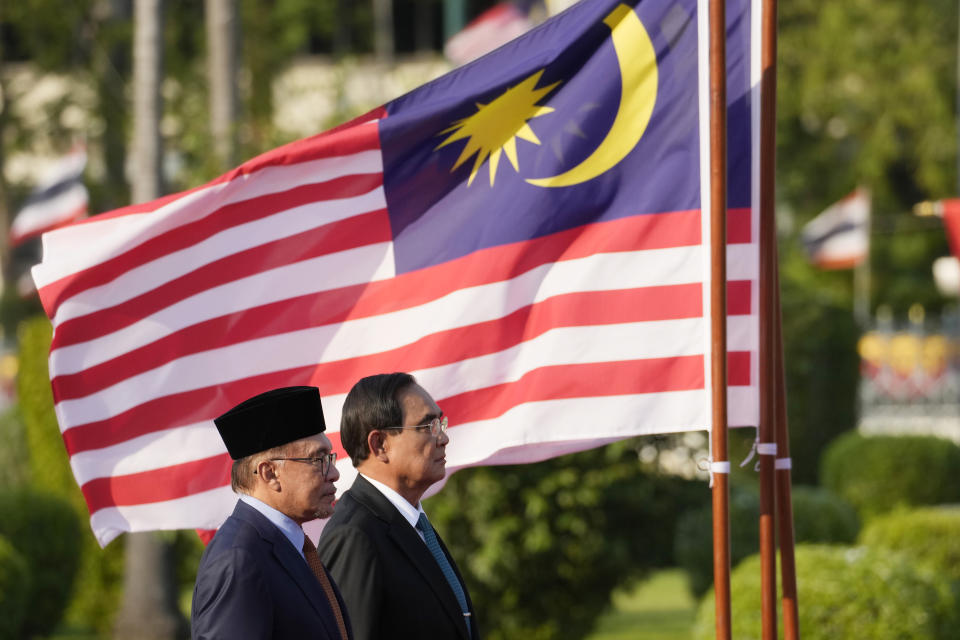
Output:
top-left (192, 500), bottom-right (353, 639)
top-left (318, 475), bottom-right (480, 640)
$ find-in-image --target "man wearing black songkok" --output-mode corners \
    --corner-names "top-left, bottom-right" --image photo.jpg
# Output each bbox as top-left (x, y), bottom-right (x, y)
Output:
top-left (192, 386), bottom-right (352, 640)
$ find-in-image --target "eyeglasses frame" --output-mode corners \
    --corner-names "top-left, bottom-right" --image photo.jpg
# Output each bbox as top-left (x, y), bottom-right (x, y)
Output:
top-left (380, 415), bottom-right (448, 437)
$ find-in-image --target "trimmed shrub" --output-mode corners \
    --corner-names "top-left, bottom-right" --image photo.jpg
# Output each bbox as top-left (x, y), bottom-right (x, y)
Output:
top-left (693, 544), bottom-right (958, 640)
top-left (791, 485), bottom-right (860, 544)
top-left (821, 432), bottom-right (960, 519)
top-left (859, 506), bottom-right (960, 584)
top-left (675, 485), bottom-right (859, 597)
top-left (0, 535), bottom-right (30, 640)
top-left (0, 487), bottom-right (83, 638)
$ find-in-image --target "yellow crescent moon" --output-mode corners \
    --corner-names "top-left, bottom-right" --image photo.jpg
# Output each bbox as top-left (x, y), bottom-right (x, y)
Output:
top-left (526, 4), bottom-right (658, 188)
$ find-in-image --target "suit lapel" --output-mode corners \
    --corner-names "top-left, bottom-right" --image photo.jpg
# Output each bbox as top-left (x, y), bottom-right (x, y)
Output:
top-left (233, 502), bottom-right (344, 640)
top-left (351, 476), bottom-right (471, 640)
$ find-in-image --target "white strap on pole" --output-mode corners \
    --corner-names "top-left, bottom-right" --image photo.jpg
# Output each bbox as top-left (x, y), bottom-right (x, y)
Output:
top-left (709, 460), bottom-right (730, 488)
top-left (757, 442), bottom-right (777, 456)
top-left (775, 457), bottom-right (792, 470)
top-left (711, 461), bottom-right (731, 474)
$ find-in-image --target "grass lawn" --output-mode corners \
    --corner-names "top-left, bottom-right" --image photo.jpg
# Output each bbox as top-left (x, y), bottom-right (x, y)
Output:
top-left (587, 568), bottom-right (697, 640)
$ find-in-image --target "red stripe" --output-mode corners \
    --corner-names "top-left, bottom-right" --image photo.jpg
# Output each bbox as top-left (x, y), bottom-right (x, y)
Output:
top-left (728, 207), bottom-right (751, 244)
top-left (728, 280), bottom-right (751, 315)
top-left (81, 454), bottom-right (232, 512)
top-left (728, 350), bottom-right (750, 386)
top-left (50, 206), bottom-right (391, 349)
top-left (441, 357), bottom-right (705, 423)
top-left (58, 284), bottom-right (705, 450)
top-left (40, 172), bottom-right (384, 320)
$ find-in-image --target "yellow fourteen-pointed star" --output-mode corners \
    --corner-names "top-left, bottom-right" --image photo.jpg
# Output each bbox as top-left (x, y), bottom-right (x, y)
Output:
top-left (435, 70), bottom-right (560, 186)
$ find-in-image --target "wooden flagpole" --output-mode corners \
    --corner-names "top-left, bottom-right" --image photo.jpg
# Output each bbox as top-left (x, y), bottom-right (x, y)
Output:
top-left (709, 0), bottom-right (732, 638)
top-left (758, 0), bottom-right (801, 635)
top-left (757, 0), bottom-right (779, 637)
top-left (774, 262), bottom-right (801, 639)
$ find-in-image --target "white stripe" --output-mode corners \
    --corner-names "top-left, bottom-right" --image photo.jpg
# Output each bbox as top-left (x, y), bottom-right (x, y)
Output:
top-left (728, 243), bottom-right (759, 280)
top-left (51, 185), bottom-right (387, 327)
top-left (89, 485), bottom-right (238, 547)
top-left (49, 241), bottom-right (397, 375)
top-left (728, 384), bottom-right (758, 427)
top-left (697, 0), bottom-right (714, 431)
top-left (813, 231), bottom-right (868, 264)
top-left (34, 145), bottom-right (383, 287)
top-left (51, 243), bottom-right (700, 375)
top-left (12, 183), bottom-right (87, 238)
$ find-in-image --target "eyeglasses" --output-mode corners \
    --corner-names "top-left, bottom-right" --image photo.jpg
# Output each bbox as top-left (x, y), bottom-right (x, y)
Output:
top-left (267, 452), bottom-right (337, 476)
top-left (381, 416), bottom-right (448, 437)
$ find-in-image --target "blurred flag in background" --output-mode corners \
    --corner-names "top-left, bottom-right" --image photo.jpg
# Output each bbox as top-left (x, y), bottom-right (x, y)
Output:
top-left (801, 187), bottom-right (870, 269)
top-left (11, 148), bottom-right (88, 248)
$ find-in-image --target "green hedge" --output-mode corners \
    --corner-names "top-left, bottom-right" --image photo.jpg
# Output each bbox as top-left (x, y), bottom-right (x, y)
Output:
top-left (859, 506), bottom-right (960, 584)
top-left (821, 432), bottom-right (960, 519)
top-left (675, 485), bottom-right (859, 597)
top-left (693, 544), bottom-right (958, 640)
top-left (0, 487), bottom-right (82, 638)
top-left (17, 314), bottom-right (126, 633)
top-left (0, 535), bottom-right (30, 640)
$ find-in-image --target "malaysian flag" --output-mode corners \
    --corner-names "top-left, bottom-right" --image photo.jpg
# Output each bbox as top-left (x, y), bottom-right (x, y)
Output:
top-left (34, 0), bottom-right (761, 546)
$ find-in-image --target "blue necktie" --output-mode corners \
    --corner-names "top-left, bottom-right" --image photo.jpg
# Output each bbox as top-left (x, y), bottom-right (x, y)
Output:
top-left (416, 513), bottom-right (471, 636)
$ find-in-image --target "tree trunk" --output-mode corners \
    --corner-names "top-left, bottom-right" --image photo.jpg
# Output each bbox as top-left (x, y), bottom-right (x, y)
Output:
top-left (113, 3), bottom-right (185, 637)
top-left (205, 0), bottom-right (238, 169)
top-left (372, 0), bottom-right (394, 64)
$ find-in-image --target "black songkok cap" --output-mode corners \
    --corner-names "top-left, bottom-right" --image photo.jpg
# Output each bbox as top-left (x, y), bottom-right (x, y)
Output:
top-left (214, 386), bottom-right (326, 460)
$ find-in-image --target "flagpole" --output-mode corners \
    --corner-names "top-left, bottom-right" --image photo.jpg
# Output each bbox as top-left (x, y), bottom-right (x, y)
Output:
top-left (775, 259), bottom-right (801, 640)
top-left (757, 0), bottom-right (779, 637)
top-left (709, 0), bottom-right (732, 638)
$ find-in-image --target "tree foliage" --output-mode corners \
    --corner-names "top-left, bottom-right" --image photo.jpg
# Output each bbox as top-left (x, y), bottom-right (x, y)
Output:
top-left (777, 0), bottom-right (957, 313)
top-left (425, 441), bottom-right (707, 640)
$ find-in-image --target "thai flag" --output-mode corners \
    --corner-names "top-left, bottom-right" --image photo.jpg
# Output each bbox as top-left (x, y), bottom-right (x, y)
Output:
top-left (11, 148), bottom-right (88, 248)
top-left (802, 188), bottom-right (870, 270)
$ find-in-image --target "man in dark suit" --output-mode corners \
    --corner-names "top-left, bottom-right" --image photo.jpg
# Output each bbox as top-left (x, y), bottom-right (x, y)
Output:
top-left (318, 373), bottom-right (479, 640)
top-left (192, 386), bottom-right (352, 640)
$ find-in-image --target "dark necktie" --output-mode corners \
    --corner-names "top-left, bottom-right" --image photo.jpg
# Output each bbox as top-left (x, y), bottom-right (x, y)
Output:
top-left (302, 534), bottom-right (349, 640)
top-left (415, 512), bottom-right (471, 636)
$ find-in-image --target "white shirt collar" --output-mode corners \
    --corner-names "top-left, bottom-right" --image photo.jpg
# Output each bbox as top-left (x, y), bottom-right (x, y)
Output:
top-left (239, 494), bottom-right (305, 558)
top-left (360, 473), bottom-right (427, 533)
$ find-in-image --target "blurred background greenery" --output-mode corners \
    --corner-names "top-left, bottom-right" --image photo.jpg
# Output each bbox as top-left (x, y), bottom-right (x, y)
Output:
top-left (2, 1), bottom-right (960, 638)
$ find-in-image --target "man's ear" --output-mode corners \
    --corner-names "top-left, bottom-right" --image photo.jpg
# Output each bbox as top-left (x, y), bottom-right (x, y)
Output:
top-left (367, 429), bottom-right (389, 462)
top-left (255, 459), bottom-right (282, 491)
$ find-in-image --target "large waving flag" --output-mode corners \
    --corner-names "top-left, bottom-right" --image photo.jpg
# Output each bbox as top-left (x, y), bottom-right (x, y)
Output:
top-left (34, 0), bottom-right (760, 546)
